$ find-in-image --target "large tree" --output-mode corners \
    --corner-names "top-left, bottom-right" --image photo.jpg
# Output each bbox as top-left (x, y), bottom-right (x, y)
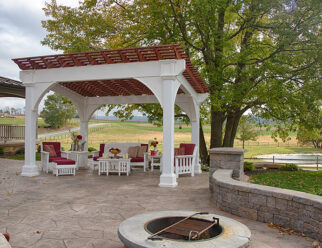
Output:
top-left (42, 0), bottom-right (321, 157)
top-left (40, 93), bottom-right (76, 128)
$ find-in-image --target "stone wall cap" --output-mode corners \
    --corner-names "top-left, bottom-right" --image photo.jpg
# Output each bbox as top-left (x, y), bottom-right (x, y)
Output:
top-left (209, 147), bottom-right (245, 154)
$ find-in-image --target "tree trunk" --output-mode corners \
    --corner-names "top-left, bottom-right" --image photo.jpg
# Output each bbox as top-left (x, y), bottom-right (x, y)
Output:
top-left (199, 119), bottom-right (209, 165)
top-left (230, 113), bottom-right (242, 147)
top-left (242, 140), bottom-right (245, 149)
top-left (223, 112), bottom-right (234, 147)
top-left (223, 111), bottom-right (242, 147)
top-left (210, 107), bottom-right (225, 148)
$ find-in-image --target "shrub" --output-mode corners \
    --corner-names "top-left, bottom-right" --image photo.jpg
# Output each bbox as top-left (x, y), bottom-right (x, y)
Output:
top-left (244, 161), bottom-right (255, 172)
top-left (201, 164), bottom-right (209, 172)
top-left (0, 146), bottom-right (4, 155)
top-left (88, 147), bottom-right (97, 152)
top-left (313, 186), bottom-right (322, 196)
top-left (280, 163), bottom-right (299, 171)
top-left (15, 147), bottom-right (25, 155)
top-left (37, 145), bottom-right (41, 153)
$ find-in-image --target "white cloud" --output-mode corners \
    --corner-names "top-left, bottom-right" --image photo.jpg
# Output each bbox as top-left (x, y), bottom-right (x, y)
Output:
top-left (0, 98), bottom-right (25, 110)
top-left (0, 0), bottom-right (79, 107)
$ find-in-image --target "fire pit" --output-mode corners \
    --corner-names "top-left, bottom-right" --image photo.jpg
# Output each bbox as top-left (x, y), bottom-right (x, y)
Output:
top-left (118, 211), bottom-right (251, 248)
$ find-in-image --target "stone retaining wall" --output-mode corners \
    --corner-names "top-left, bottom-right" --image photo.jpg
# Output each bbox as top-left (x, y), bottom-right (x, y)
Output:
top-left (210, 169), bottom-right (322, 241)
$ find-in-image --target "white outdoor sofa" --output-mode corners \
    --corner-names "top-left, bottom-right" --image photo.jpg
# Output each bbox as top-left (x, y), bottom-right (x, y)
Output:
top-left (91, 142), bottom-right (149, 172)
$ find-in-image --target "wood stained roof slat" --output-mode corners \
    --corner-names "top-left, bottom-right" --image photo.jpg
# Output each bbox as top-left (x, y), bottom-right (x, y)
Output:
top-left (12, 44), bottom-right (208, 95)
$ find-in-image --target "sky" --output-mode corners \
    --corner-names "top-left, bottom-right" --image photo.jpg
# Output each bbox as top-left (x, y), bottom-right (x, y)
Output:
top-left (0, 0), bottom-right (79, 110)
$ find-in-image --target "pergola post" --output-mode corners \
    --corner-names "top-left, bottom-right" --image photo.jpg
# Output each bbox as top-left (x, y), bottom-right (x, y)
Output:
top-left (80, 120), bottom-right (89, 152)
top-left (21, 86), bottom-right (39, 176)
top-left (159, 77), bottom-right (180, 187)
top-left (191, 118), bottom-right (201, 174)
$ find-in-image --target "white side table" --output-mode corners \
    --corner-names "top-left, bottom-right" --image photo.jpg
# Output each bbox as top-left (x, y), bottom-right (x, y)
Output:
top-left (98, 158), bottom-right (131, 176)
top-left (151, 155), bottom-right (162, 172)
top-left (62, 151), bottom-right (88, 169)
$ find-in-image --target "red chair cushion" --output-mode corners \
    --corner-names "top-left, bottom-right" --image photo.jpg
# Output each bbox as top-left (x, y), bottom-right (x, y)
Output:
top-left (43, 142), bottom-right (61, 157)
top-left (130, 157), bottom-right (144, 163)
top-left (55, 159), bottom-right (76, 165)
top-left (49, 157), bottom-right (68, 162)
top-left (93, 156), bottom-right (102, 161)
top-left (180, 143), bottom-right (195, 155)
top-left (99, 144), bottom-right (105, 157)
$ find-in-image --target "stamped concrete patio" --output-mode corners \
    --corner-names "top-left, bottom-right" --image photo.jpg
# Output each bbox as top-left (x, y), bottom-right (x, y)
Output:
top-left (0, 158), bottom-right (313, 248)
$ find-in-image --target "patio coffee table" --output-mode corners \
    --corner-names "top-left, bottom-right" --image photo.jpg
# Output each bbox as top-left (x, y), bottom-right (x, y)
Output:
top-left (98, 158), bottom-right (131, 176)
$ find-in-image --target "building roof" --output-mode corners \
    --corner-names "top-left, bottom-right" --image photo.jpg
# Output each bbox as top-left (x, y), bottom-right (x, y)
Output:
top-left (13, 44), bottom-right (208, 97)
top-left (0, 76), bottom-right (25, 98)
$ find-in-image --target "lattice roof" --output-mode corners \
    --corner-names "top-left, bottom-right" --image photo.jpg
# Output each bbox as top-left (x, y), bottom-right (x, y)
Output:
top-left (13, 44), bottom-right (208, 97)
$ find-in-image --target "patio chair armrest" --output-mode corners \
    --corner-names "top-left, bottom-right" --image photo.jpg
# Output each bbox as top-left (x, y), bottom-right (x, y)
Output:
top-left (61, 151), bottom-right (69, 159)
top-left (92, 151), bottom-right (100, 157)
top-left (143, 152), bottom-right (150, 160)
top-left (41, 151), bottom-right (49, 161)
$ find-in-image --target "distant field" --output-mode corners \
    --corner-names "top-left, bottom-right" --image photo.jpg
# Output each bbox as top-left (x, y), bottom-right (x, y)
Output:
top-left (0, 117), bottom-right (108, 134)
top-left (43, 121), bottom-right (317, 157)
top-left (2, 117), bottom-right (319, 157)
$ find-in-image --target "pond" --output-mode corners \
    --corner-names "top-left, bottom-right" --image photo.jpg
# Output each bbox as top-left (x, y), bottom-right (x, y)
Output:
top-left (256, 153), bottom-right (322, 165)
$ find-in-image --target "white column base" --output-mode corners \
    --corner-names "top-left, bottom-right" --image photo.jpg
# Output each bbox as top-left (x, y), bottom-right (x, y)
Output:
top-left (21, 165), bottom-right (40, 177)
top-left (159, 173), bottom-right (178, 187)
top-left (195, 163), bottom-right (202, 174)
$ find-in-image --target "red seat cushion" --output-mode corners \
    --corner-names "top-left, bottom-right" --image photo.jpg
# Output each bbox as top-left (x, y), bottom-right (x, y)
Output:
top-left (43, 142), bottom-right (61, 157)
top-left (49, 157), bottom-right (68, 162)
top-left (54, 159), bottom-right (76, 165)
top-left (130, 157), bottom-right (144, 163)
top-left (93, 156), bottom-right (102, 161)
top-left (99, 144), bottom-right (105, 157)
top-left (180, 143), bottom-right (195, 155)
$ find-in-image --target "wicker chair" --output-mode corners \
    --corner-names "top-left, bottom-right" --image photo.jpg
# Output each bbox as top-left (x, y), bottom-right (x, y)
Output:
top-left (41, 142), bottom-right (78, 176)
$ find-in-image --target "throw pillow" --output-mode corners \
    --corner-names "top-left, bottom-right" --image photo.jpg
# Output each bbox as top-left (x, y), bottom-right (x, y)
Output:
top-left (43, 145), bottom-right (57, 157)
top-left (128, 146), bottom-right (139, 158)
top-left (178, 147), bottom-right (185, 155)
top-left (137, 145), bottom-right (147, 158)
top-left (174, 147), bottom-right (185, 156)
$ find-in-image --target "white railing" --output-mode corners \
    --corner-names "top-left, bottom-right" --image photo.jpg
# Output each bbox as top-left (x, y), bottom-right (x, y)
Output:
top-left (0, 124), bottom-right (25, 140)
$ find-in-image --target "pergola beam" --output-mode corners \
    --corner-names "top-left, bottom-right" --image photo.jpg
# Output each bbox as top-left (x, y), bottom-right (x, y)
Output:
top-left (20, 60), bottom-right (186, 85)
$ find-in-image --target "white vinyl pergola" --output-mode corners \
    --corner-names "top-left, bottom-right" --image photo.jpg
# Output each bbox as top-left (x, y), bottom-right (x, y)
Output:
top-left (13, 44), bottom-right (208, 187)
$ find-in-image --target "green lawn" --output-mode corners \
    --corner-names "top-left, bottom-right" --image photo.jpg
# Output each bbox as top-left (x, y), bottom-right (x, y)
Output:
top-left (250, 171), bottom-right (322, 195)
top-left (7, 153), bottom-right (41, 161)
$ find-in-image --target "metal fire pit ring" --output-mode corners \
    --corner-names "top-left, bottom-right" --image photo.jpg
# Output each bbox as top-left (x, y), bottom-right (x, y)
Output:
top-left (118, 211), bottom-right (251, 248)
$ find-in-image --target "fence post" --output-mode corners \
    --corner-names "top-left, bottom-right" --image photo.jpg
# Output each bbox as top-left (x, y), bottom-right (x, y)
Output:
top-left (273, 156), bottom-right (275, 165)
top-left (317, 156), bottom-right (319, 171)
